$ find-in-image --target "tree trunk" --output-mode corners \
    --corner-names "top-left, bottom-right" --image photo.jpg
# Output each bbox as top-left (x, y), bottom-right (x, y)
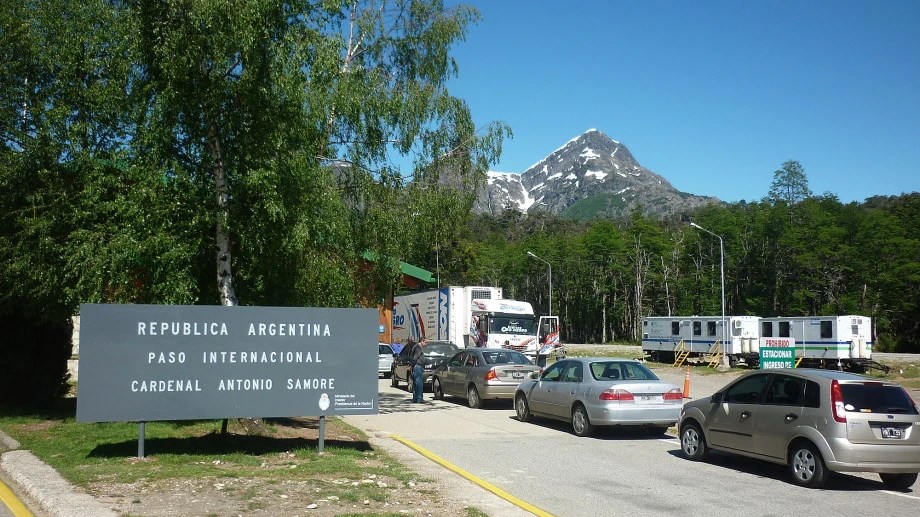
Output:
top-left (205, 111), bottom-right (238, 307)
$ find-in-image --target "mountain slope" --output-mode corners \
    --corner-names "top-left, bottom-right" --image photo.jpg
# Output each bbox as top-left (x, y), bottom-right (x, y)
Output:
top-left (473, 129), bottom-right (720, 219)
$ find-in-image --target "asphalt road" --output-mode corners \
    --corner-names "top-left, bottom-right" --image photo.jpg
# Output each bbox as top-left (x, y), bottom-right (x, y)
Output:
top-left (345, 368), bottom-right (920, 517)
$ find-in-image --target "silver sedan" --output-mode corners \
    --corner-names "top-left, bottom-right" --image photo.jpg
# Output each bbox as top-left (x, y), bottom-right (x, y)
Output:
top-left (514, 357), bottom-right (683, 436)
top-left (432, 349), bottom-right (541, 408)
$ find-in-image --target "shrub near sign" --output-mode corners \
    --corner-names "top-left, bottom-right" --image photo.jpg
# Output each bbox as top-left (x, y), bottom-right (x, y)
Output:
top-left (76, 304), bottom-right (379, 422)
top-left (759, 337), bottom-right (796, 369)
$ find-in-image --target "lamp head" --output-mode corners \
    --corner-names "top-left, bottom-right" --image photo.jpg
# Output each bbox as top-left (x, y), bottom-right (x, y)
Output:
top-left (526, 251), bottom-right (536, 258)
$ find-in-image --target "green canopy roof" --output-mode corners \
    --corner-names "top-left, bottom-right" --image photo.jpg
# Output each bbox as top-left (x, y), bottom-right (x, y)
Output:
top-left (361, 251), bottom-right (434, 283)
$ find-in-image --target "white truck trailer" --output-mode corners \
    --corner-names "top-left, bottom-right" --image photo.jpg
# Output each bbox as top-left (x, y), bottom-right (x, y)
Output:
top-left (392, 286), bottom-right (502, 346)
top-left (392, 286), bottom-right (561, 362)
top-left (641, 316), bottom-right (761, 367)
top-left (760, 315), bottom-right (876, 371)
top-left (642, 314), bottom-right (882, 372)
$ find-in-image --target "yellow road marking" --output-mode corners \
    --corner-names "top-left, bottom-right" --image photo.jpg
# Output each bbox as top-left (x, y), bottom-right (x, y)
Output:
top-left (0, 479), bottom-right (34, 517)
top-left (390, 433), bottom-right (554, 517)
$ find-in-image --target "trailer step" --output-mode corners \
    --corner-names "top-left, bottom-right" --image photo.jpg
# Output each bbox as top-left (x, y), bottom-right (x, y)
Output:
top-left (706, 341), bottom-right (723, 368)
top-left (673, 340), bottom-right (689, 367)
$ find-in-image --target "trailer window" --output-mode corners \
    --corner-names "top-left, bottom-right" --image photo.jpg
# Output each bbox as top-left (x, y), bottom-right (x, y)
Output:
top-left (820, 321), bottom-right (833, 339)
top-left (693, 321), bottom-right (702, 336)
top-left (671, 322), bottom-right (680, 335)
top-left (779, 321), bottom-right (790, 337)
top-left (762, 322), bottom-right (773, 338)
top-left (707, 321), bottom-right (716, 336)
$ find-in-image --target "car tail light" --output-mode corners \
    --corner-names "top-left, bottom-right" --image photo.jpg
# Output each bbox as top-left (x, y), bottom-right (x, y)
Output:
top-left (831, 379), bottom-right (847, 423)
top-left (484, 369), bottom-right (498, 381)
top-left (600, 389), bottom-right (634, 401)
top-left (662, 388), bottom-right (683, 402)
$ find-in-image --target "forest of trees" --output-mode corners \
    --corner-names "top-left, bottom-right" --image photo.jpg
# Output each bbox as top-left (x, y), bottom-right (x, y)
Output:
top-left (447, 191), bottom-right (920, 353)
top-left (2, 0), bottom-right (918, 407)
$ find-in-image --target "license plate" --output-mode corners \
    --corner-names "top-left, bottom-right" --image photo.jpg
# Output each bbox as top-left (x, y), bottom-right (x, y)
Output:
top-left (640, 395), bottom-right (653, 401)
top-left (881, 427), bottom-right (903, 439)
top-left (512, 372), bottom-right (525, 380)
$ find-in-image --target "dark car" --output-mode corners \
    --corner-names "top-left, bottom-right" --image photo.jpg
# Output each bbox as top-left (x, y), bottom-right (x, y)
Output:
top-left (391, 340), bottom-right (459, 393)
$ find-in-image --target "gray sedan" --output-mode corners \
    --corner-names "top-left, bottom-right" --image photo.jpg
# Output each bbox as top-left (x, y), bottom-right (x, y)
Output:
top-left (514, 357), bottom-right (684, 437)
top-left (432, 349), bottom-right (540, 408)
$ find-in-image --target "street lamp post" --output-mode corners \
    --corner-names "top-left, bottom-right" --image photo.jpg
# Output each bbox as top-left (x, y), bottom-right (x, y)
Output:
top-left (689, 222), bottom-right (728, 368)
top-left (526, 251), bottom-right (552, 316)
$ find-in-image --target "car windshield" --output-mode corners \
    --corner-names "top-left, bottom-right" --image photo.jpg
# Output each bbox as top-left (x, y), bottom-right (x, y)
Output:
top-left (482, 350), bottom-right (531, 365)
top-left (840, 383), bottom-right (919, 414)
top-left (590, 361), bottom-right (659, 381)
top-left (425, 343), bottom-right (458, 357)
top-left (488, 317), bottom-right (536, 335)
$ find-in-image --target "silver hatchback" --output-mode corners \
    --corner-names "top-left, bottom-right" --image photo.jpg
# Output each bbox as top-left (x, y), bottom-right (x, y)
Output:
top-left (679, 368), bottom-right (920, 489)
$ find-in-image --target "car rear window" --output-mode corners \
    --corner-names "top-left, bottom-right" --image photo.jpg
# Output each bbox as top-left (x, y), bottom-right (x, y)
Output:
top-left (482, 351), bottom-right (530, 365)
top-left (378, 345), bottom-right (391, 354)
top-left (840, 383), bottom-right (919, 414)
top-left (425, 343), bottom-right (457, 356)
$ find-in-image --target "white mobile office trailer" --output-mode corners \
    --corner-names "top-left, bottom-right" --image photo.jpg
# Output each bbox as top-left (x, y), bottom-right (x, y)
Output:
top-left (641, 316), bottom-right (761, 366)
top-left (391, 286), bottom-right (502, 347)
top-left (759, 315), bottom-right (873, 369)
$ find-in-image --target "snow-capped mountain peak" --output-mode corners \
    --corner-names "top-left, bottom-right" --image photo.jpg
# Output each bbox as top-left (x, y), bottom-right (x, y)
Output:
top-left (474, 129), bottom-right (719, 219)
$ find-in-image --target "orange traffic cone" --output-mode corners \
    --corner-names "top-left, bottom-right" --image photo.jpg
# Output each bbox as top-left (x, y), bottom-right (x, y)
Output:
top-left (683, 367), bottom-right (691, 399)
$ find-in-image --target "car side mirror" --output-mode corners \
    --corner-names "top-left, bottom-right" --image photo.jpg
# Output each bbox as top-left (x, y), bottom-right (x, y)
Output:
top-left (710, 392), bottom-right (723, 404)
top-left (529, 371), bottom-right (540, 380)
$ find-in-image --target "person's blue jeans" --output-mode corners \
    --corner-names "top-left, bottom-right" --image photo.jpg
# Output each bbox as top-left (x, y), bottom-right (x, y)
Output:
top-left (412, 363), bottom-right (424, 402)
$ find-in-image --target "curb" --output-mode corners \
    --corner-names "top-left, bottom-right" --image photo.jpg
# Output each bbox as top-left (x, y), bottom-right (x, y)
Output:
top-left (0, 429), bottom-right (116, 517)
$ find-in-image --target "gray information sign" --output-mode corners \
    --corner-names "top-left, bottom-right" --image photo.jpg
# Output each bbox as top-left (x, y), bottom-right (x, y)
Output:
top-left (76, 304), bottom-right (379, 422)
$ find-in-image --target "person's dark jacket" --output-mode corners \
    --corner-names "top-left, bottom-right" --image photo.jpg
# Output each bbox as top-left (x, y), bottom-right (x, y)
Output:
top-left (409, 343), bottom-right (424, 367)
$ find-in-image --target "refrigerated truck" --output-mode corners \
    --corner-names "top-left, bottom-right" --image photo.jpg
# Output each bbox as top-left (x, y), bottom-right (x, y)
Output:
top-left (760, 315), bottom-right (874, 370)
top-left (392, 286), bottom-right (502, 347)
top-left (641, 316), bottom-right (761, 367)
top-left (392, 286), bottom-right (561, 361)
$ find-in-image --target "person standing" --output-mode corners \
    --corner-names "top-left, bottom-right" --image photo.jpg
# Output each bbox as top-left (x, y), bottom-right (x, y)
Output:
top-left (410, 337), bottom-right (427, 403)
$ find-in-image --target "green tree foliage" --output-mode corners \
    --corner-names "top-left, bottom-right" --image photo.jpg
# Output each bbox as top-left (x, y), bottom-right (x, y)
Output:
top-left (0, 0), bottom-right (507, 403)
top-left (456, 194), bottom-right (920, 352)
top-left (768, 159), bottom-right (812, 205)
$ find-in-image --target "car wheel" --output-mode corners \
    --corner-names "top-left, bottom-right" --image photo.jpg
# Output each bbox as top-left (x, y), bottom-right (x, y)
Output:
top-left (680, 422), bottom-right (708, 460)
top-left (467, 385), bottom-right (482, 409)
top-left (789, 441), bottom-right (828, 488)
top-left (390, 368), bottom-right (399, 388)
top-left (515, 393), bottom-right (531, 422)
top-left (571, 404), bottom-right (594, 437)
top-left (879, 472), bottom-right (918, 491)
top-left (432, 377), bottom-right (444, 400)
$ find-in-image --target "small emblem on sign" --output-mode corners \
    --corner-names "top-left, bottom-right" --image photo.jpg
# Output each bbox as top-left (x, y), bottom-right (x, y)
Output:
top-left (319, 393), bottom-right (330, 411)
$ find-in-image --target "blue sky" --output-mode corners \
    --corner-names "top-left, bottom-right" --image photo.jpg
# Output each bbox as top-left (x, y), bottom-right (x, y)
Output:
top-left (446, 0), bottom-right (920, 203)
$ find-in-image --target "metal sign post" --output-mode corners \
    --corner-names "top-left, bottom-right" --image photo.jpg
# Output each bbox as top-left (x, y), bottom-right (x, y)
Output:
top-left (138, 421), bottom-right (145, 458)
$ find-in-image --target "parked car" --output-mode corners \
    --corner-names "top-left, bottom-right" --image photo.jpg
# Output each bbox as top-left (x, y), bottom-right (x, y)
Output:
top-left (432, 349), bottom-right (540, 408)
top-left (514, 358), bottom-right (683, 437)
top-left (378, 343), bottom-right (394, 378)
top-left (391, 340), bottom-right (459, 392)
top-left (679, 368), bottom-right (920, 489)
